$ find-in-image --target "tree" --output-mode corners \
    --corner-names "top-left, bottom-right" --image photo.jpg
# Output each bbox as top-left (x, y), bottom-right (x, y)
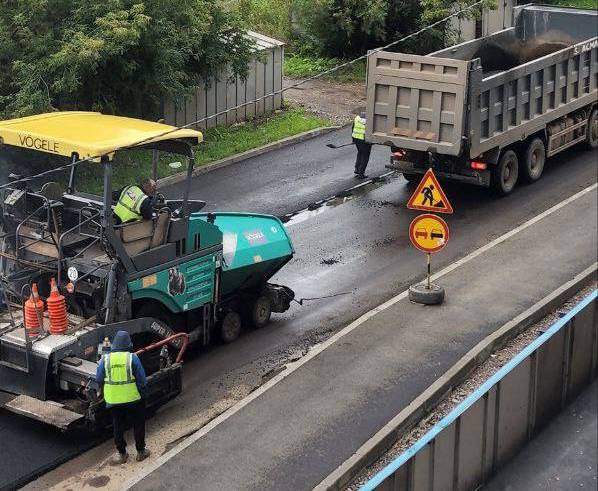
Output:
top-left (293, 0), bottom-right (490, 58)
top-left (0, 1), bottom-right (254, 119)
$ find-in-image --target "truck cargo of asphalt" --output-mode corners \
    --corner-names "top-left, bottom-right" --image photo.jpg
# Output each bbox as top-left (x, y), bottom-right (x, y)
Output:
top-left (118, 182), bottom-right (597, 490)
top-left (15, 127), bottom-right (597, 491)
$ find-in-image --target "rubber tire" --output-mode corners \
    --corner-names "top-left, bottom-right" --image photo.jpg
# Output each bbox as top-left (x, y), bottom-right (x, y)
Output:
top-left (249, 295), bottom-right (272, 329)
top-left (521, 138), bottom-right (546, 183)
top-left (403, 172), bottom-right (420, 183)
top-left (586, 109), bottom-right (598, 149)
top-left (491, 149), bottom-right (519, 196)
top-left (408, 283), bottom-right (445, 305)
top-left (219, 311), bottom-right (242, 344)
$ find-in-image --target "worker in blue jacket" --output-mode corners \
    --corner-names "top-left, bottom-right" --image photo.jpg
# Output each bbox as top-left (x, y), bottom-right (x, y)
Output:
top-left (96, 330), bottom-right (150, 464)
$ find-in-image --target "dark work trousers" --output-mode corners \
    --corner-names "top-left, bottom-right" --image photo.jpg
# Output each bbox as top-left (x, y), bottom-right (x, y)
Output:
top-left (353, 139), bottom-right (372, 175)
top-left (111, 400), bottom-right (146, 455)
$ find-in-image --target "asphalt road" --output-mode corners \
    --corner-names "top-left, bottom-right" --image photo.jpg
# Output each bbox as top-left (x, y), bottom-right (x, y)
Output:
top-left (163, 126), bottom-right (389, 216)
top-left (3, 126), bottom-right (598, 490)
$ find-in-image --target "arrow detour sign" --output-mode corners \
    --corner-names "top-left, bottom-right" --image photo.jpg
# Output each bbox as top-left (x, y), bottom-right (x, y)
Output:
top-left (407, 169), bottom-right (453, 214)
top-left (409, 214), bottom-right (450, 253)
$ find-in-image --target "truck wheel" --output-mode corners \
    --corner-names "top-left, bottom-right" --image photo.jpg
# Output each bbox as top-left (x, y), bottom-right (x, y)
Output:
top-left (586, 109), bottom-right (598, 149)
top-left (250, 295), bottom-right (272, 328)
top-left (491, 149), bottom-right (519, 196)
top-left (521, 138), bottom-right (545, 183)
top-left (219, 311), bottom-right (242, 343)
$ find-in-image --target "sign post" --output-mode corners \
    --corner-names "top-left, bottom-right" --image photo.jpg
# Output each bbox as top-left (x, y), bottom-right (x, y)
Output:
top-left (406, 169), bottom-right (453, 305)
top-left (427, 253), bottom-right (431, 290)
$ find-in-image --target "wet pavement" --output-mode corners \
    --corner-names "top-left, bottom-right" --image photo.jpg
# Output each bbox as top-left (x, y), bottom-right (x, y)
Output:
top-left (4, 124), bottom-right (598, 490)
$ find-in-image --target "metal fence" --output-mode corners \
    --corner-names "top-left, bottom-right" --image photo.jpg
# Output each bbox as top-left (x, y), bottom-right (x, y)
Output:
top-left (450, 0), bottom-right (514, 42)
top-left (361, 290), bottom-right (598, 491)
top-left (161, 31), bottom-right (284, 130)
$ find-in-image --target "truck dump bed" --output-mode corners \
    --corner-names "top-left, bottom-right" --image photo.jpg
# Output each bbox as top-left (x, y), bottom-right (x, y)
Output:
top-left (366, 5), bottom-right (598, 159)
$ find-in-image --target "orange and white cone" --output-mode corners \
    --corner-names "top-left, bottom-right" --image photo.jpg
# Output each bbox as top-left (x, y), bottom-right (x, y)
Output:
top-left (24, 283), bottom-right (44, 337)
top-left (47, 278), bottom-right (68, 335)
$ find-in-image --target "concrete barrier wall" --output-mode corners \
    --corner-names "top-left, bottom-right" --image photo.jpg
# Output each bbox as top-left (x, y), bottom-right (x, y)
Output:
top-left (361, 290), bottom-right (597, 491)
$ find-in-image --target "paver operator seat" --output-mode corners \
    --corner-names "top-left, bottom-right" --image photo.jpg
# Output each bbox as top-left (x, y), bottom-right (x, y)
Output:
top-left (115, 208), bottom-right (171, 257)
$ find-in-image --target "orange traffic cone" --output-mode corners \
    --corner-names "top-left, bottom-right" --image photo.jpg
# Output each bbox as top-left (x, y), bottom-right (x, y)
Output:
top-left (24, 283), bottom-right (44, 337)
top-left (47, 278), bottom-right (68, 335)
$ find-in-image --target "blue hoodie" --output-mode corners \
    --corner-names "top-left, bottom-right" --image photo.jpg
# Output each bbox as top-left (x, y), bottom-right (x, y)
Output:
top-left (96, 330), bottom-right (147, 406)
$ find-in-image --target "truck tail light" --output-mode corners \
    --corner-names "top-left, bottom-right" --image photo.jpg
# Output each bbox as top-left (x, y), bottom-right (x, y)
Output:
top-left (470, 161), bottom-right (487, 170)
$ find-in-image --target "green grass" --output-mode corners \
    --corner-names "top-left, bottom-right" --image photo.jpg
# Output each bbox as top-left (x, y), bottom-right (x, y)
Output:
top-left (77, 107), bottom-right (331, 195)
top-left (284, 55), bottom-right (366, 83)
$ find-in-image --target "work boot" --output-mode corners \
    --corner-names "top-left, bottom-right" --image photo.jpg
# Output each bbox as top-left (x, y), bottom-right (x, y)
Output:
top-left (136, 448), bottom-right (151, 462)
top-left (355, 173), bottom-right (368, 179)
top-left (111, 452), bottom-right (128, 465)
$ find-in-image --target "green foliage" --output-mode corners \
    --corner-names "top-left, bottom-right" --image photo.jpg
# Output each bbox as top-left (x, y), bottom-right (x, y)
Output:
top-left (227, 0), bottom-right (492, 59)
top-left (294, 0), bottom-right (390, 57)
top-left (284, 55), bottom-right (366, 82)
top-left (0, 1), bottom-right (254, 120)
top-left (542, 0), bottom-right (597, 8)
top-left (224, 0), bottom-right (294, 41)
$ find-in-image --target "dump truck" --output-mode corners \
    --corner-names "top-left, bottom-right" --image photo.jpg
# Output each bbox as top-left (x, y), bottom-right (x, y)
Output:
top-left (366, 5), bottom-right (598, 194)
top-left (0, 112), bottom-right (295, 429)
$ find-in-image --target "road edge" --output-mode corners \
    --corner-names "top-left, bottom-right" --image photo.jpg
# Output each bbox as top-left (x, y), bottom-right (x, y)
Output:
top-left (157, 125), bottom-right (341, 187)
top-left (314, 262), bottom-right (598, 491)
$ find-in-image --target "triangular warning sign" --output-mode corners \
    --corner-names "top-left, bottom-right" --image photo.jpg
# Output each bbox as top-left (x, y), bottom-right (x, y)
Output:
top-left (406, 169), bottom-right (454, 214)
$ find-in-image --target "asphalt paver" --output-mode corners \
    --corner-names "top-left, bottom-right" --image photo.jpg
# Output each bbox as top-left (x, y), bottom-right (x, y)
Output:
top-left (131, 178), bottom-right (597, 489)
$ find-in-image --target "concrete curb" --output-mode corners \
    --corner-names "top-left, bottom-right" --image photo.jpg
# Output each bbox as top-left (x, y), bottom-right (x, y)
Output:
top-left (156, 125), bottom-right (341, 188)
top-left (315, 262), bottom-right (598, 491)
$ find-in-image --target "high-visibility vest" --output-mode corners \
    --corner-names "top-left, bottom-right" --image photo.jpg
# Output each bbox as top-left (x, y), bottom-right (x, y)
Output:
top-left (103, 352), bottom-right (141, 405)
top-left (352, 115), bottom-right (366, 140)
top-left (113, 185), bottom-right (147, 223)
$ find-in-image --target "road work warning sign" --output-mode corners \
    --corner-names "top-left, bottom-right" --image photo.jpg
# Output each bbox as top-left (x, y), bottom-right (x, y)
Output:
top-left (407, 169), bottom-right (453, 214)
top-left (409, 214), bottom-right (450, 253)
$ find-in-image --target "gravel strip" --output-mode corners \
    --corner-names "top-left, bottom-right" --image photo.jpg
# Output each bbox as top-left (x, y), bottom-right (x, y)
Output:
top-left (283, 77), bottom-right (366, 125)
top-left (346, 282), bottom-right (597, 490)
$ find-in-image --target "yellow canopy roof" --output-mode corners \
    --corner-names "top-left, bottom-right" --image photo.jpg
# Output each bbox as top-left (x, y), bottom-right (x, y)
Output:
top-left (0, 112), bottom-right (202, 161)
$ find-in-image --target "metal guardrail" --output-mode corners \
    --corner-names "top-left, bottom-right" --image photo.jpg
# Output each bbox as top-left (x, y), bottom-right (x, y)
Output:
top-left (360, 290), bottom-right (597, 491)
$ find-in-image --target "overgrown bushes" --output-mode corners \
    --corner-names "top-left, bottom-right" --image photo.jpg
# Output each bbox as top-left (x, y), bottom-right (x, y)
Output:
top-left (0, 1), bottom-right (255, 120)
top-left (229, 0), bottom-right (489, 58)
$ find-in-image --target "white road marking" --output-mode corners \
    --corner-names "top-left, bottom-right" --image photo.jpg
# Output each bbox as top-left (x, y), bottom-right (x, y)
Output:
top-left (125, 182), bottom-right (597, 489)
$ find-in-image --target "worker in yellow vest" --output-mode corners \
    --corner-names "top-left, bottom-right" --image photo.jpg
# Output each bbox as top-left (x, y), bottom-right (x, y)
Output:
top-left (352, 111), bottom-right (372, 179)
top-left (96, 330), bottom-right (150, 464)
top-left (113, 178), bottom-right (158, 224)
